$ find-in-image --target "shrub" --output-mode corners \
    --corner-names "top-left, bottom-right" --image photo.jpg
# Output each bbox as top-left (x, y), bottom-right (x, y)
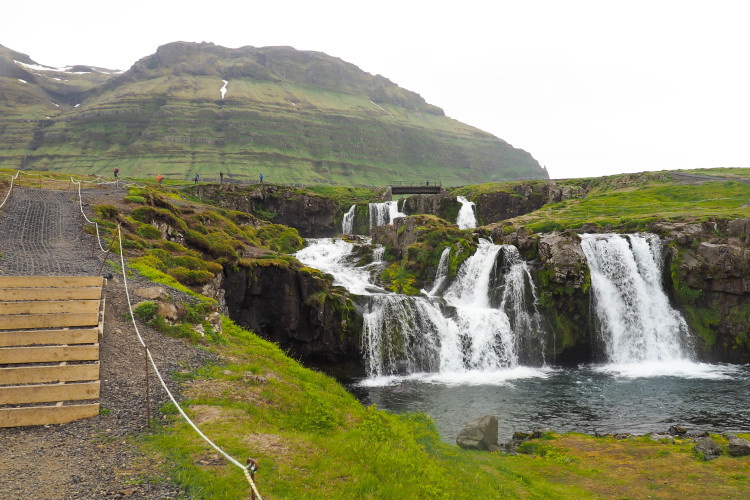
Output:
top-left (123, 195), bottom-right (147, 204)
top-left (169, 267), bottom-right (215, 286)
top-left (133, 301), bottom-right (157, 321)
top-left (136, 223), bottom-right (162, 240)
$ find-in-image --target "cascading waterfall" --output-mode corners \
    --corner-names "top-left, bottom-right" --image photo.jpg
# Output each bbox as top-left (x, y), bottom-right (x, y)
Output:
top-left (427, 247), bottom-right (451, 295)
top-left (498, 246), bottom-right (547, 364)
top-left (341, 205), bottom-right (356, 234)
top-left (296, 237), bottom-right (547, 378)
top-left (456, 196), bottom-right (477, 229)
top-left (581, 233), bottom-right (694, 364)
top-left (369, 201), bottom-right (406, 230)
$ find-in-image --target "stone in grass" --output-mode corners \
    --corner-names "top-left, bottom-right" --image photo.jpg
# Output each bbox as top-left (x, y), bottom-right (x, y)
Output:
top-left (135, 286), bottom-right (169, 301)
top-left (727, 434), bottom-right (750, 457)
top-left (649, 433), bottom-right (674, 443)
top-left (456, 415), bottom-right (498, 451)
top-left (693, 437), bottom-right (722, 461)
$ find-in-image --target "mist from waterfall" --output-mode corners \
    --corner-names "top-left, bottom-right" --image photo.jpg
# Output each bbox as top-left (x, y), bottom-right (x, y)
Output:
top-left (456, 196), bottom-right (477, 229)
top-left (581, 233), bottom-right (694, 366)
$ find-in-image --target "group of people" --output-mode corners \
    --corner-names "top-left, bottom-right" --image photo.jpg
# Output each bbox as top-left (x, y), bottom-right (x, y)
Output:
top-left (114, 168), bottom-right (266, 186)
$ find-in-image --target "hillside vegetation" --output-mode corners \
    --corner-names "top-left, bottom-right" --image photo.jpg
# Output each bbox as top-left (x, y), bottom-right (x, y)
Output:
top-left (0, 42), bottom-right (546, 186)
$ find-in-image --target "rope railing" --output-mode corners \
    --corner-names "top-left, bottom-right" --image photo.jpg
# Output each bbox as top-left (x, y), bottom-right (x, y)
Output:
top-left (114, 225), bottom-right (262, 498)
top-left (71, 177), bottom-right (110, 253)
top-left (0, 170), bottom-right (20, 210)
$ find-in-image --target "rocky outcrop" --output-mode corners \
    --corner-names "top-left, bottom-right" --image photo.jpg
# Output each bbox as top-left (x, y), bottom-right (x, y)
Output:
top-left (221, 260), bottom-right (363, 365)
top-left (193, 184), bottom-right (340, 237)
top-left (371, 216), bottom-right (419, 259)
top-left (474, 182), bottom-right (585, 226)
top-left (456, 415), bottom-right (499, 451)
top-left (402, 191), bottom-right (460, 223)
top-left (659, 218), bottom-right (750, 362)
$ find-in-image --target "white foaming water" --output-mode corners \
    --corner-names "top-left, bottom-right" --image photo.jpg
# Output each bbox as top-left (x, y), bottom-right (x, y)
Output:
top-left (581, 233), bottom-right (694, 365)
top-left (359, 366), bottom-right (552, 388)
top-left (295, 238), bottom-right (379, 295)
top-left (369, 201), bottom-right (405, 229)
top-left (456, 196), bottom-right (477, 229)
top-left (426, 247), bottom-right (451, 295)
top-left (298, 238), bottom-right (546, 379)
top-left (593, 360), bottom-right (739, 380)
top-left (342, 205), bottom-right (356, 234)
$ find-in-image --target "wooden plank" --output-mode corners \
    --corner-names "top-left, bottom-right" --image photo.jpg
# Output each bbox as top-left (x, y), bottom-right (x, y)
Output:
top-left (0, 328), bottom-right (99, 347)
top-left (98, 296), bottom-right (106, 340)
top-left (0, 287), bottom-right (103, 301)
top-left (0, 381), bottom-right (100, 404)
top-left (0, 312), bottom-right (100, 330)
top-left (0, 403), bottom-right (99, 427)
top-left (0, 299), bottom-right (101, 316)
top-left (0, 276), bottom-right (103, 289)
top-left (0, 363), bottom-right (99, 385)
top-left (0, 345), bottom-right (99, 364)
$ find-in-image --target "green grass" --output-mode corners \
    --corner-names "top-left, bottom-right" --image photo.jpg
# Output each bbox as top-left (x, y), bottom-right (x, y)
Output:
top-left (513, 179), bottom-right (750, 232)
top-left (140, 318), bottom-right (750, 499)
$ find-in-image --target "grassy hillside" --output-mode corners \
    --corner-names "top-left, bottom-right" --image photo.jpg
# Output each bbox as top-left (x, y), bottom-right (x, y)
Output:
top-left (477, 170), bottom-right (750, 232)
top-left (0, 42), bottom-right (546, 186)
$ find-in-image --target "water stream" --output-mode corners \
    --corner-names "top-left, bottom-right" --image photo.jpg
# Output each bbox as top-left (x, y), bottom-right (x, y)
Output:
top-left (456, 196), bottom-right (477, 229)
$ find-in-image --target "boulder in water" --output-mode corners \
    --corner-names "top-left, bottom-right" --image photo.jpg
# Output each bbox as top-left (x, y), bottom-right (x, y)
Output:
top-left (727, 434), bottom-right (750, 457)
top-left (456, 415), bottom-right (498, 451)
top-left (693, 437), bottom-right (722, 461)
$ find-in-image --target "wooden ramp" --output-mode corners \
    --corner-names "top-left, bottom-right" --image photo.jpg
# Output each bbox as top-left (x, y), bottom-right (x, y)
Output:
top-left (0, 276), bottom-right (105, 427)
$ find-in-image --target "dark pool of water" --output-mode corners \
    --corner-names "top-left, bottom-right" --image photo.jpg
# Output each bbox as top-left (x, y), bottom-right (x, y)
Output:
top-left (346, 363), bottom-right (750, 443)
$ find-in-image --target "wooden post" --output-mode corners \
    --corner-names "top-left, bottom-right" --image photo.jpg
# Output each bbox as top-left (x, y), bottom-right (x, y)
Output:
top-left (98, 231), bottom-right (118, 275)
top-left (145, 345), bottom-right (150, 428)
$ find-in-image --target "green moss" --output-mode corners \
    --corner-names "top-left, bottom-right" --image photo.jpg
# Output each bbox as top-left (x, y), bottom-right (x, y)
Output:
top-left (136, 223), bottom-right (162, 240)
top-left (124, 195), bottom-right (147, 204)
top-left (255, 224), bottom-right (304, 253)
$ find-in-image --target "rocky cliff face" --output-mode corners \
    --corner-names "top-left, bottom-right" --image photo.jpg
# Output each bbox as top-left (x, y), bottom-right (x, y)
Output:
top-left (656, 219), bottom-right (750, 362)
top-left (221, 260), bottom-right (363, 364)
top-left (193, 184), bottom-right (340, 237)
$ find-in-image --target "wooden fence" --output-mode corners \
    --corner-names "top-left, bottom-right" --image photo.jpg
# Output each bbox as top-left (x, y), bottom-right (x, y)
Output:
top-left (0, 276), bottom-right (105, 427)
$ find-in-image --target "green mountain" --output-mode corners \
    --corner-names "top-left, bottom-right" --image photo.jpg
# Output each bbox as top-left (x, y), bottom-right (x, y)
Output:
top-left (0, 42), bottom-right (547, 185)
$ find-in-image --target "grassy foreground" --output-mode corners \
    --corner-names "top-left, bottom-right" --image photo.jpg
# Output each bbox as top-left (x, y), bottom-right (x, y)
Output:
top-left (137, 319), bottom-right (749, 499)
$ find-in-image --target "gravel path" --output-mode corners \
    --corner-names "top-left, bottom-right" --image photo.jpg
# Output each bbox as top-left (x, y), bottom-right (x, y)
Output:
top-left (0, 186), bottom-right (216, 499)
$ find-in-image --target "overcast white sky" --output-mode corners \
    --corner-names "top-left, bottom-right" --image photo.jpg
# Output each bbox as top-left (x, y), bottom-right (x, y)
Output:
top-left (5, 1), bottom-right (750, 179)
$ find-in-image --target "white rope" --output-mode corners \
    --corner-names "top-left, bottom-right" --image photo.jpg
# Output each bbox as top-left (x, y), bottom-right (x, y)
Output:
top-left (0, 170), bottom-right (20, 210)
top-left (116, 225), bottom-right (262, 498)
top-left (71, 177), bottom-right (108, 253)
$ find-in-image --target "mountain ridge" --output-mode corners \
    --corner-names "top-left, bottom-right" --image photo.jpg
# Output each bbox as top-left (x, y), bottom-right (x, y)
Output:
top-left (0, 41), bottom-right (547, 185)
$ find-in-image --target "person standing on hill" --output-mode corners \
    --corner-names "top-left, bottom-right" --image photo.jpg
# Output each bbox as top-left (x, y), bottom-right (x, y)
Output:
top-left (260, 173), bottom-right (263, 184)
top-left (194, 172), bottom-right (199, 185)
top-left (114, 167), bottom-right (119, 180)
top-left (219, 171), bottom-right (224, 183)
top-left (157, 174), bottom-right (163, 186)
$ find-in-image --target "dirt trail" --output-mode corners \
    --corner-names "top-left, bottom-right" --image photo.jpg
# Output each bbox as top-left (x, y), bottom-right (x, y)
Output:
top-left (0, 185), bottom-right (214, 499)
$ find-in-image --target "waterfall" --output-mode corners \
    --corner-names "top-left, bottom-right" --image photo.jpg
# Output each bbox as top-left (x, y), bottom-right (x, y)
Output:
top-left (369, 201), bottom-right (405, 230)
top-left (296, 238), bottom-right (547, 378)
top-left (456, 196), bottom-right (477, 229)
top-left (581, 233), bottom-right (694, 364)
top-left (342, 205), bottom-right (356, 234)
top-left (427, 247), bottom-right (451, 295)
